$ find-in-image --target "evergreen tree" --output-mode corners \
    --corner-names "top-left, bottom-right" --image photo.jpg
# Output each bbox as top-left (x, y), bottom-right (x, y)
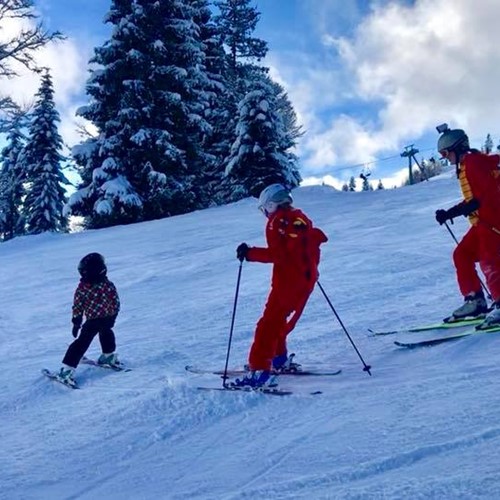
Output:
top-left (361, 174), bottom-right (371, 191)
top-left (214, 0), bottom-right (267, 82)
top-left (348, 176), bottom-right (356, 192)
top-left (23, 69), bottom-right (68, 234)
top-left (67, 0), bottom-right (211, 227)
top-left (341, 183), bottom-right (349, 192)
top-left (210, 0), bottom-right (270, 202)
top-left (264, 76), bottom-right (303, 144)
top-left (377, 179), bottom-right (384, 190)
top-left (483, 133), bottom-right (493, 154)
top-left (191, 0), bottom-right (234, 206)
top-left (225, 79), bottom-right (300, 197)
top-left (0, 115), bottom-right (26, 240)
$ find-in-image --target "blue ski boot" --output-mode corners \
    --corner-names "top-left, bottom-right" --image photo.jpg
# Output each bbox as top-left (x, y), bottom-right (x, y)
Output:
top-left (231, 369), bottom-right (278, 389)
top-left (272, 352), bottom-right (302, 373)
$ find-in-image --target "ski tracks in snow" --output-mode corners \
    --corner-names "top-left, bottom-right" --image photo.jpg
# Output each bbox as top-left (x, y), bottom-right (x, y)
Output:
top-left (220, 424), bottom-right (500, 499)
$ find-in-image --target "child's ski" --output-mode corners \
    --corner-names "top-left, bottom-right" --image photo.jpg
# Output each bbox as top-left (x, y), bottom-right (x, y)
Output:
top-left (41, 368), bottom-right (80, 389)
top-left (81, 356), bottom-right (131, 372)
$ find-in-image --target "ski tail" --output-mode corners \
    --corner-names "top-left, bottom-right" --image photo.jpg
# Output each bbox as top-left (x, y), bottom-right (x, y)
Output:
top-left (369, 316), bottom-right (485, 336)
top-left (394, 324), bottom-right (500, 348)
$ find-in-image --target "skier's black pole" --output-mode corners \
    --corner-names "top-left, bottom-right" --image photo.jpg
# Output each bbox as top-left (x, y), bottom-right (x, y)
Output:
top-left (443, 221), bottom-right (492, 300)
top-left (222, 260), bottom-right (243, 387)
top-left (317, 281), bottom-right (372, 376)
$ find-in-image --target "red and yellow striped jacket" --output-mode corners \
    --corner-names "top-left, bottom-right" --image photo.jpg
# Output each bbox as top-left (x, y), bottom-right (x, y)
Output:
top-left (458, 152), bottom-right (500, 234)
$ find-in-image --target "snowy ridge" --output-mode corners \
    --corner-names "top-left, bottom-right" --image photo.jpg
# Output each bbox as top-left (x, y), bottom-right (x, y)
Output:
top-left (2, 174), bottom-right (500, 499)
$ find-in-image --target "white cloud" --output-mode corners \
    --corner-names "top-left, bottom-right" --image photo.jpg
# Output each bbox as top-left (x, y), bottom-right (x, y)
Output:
top-left (0, 17), bottom-right (90, 147)
top-left (271, 0), bottom-right (500, 178)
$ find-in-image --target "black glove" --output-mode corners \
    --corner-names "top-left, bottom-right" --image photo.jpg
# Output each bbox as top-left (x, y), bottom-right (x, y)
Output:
top-left (461, 198), bottom-right (480, 216)
top-left (437, 199), bottom-right (480, 225)
top-left (72, 316), bottom-right (82, 338)
top-left (236, 243), bottom-right (249, 262)
top-left (435, 209), bottom-right (449, 225)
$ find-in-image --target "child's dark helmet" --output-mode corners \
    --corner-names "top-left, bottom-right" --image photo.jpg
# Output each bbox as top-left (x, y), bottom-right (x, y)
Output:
top-left (78, 253), bottom-right (107, 280)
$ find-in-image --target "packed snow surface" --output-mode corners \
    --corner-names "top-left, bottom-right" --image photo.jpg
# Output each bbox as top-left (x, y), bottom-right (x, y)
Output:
top-left (2, 172), bottom-right (500, 499)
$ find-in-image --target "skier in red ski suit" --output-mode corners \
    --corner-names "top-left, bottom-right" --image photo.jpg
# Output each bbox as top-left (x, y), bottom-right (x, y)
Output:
top-left (435, 125), bottom-right (500, 327)
top-left (234, 184), bottom-right (328, 388)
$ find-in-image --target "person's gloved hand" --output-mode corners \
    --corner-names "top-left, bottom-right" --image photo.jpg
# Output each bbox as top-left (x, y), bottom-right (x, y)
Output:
top-left (72, 325), bottom-right (80, 338)
top-left (72, 316), bottom-right (82, 338)
top-left (435, 209), bottom-right (449, 225)
top-left (236, 243), bottom-right (249, 262)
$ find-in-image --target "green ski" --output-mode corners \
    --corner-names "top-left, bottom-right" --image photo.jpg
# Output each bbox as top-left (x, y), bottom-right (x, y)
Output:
top-left (394, 324), bottom-right (500, 349)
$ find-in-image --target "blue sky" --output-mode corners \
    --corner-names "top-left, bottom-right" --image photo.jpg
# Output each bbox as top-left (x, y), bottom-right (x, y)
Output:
top-left (7, 0), bottom-right (500, 188)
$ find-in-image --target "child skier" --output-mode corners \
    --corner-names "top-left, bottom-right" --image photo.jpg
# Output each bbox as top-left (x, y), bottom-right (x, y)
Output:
top-left (233, 183), bottom-right (328, 389)
top-left (57, 253), bottom-right (121, 386)
top-left (434, 124), bottom-right (500, 328)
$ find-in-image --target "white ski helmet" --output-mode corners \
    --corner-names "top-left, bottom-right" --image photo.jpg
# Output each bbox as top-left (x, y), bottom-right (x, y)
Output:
top-left (258, 183), bottom-right (293, 216)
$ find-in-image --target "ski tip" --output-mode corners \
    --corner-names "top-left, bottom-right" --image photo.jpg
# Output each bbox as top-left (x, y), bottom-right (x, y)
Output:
top-left (394, 341), bottom-right (412, 348)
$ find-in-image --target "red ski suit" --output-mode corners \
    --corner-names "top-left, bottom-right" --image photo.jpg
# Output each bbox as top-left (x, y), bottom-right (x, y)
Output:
top-left (452, 152), bottom-right (500, 301)
top-left (246, 207), bottom-right (328, 371)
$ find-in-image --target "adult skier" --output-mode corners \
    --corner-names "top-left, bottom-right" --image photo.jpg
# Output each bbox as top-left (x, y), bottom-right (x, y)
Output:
top-left (233, 183), bottom-right (328, 388)
top-left (434, 124), bottom-right (500, 327)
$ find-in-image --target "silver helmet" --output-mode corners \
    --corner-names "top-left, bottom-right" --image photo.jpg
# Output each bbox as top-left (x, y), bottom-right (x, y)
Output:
top-left (258, 183), bottom-right (293, 216)
top-left (437, 127), bottom-right (469, 154)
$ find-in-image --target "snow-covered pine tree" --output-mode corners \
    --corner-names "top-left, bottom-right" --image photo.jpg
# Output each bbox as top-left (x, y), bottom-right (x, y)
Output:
top-left (265, 77), bottom-right (303, 144)
top-left (483, 133), bottom-right (493, 154)
top-left (361, 176), bottom-right (372, 191)
top-left (212, 0), bottom-right (270, 201)
top-left (190, 0), bottom-right (233, 207)
top-left (67, 0), bottom-right (211, 228)
top-left (23, 69), bottom-right (68, 234)
top-left (377, 179), bottom-right (384, 190)
top-left (348, 176), bottom-right (356, 192)
top-left (214, 0), bottom-right (267, 83)
top-left (0, 115), bottom-right (26, 240)
top-left (225, 79), bottom-right (301, 197)
top-left (66, 0), bottom-right (141, 227)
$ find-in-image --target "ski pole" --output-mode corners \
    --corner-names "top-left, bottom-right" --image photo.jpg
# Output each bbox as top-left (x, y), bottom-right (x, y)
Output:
top-left (443, 221), bottom-right (492, 300)
top-left (222, 260), bottom-right (243, 387)
top-left (317, 281), bottom-right (372, 376)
